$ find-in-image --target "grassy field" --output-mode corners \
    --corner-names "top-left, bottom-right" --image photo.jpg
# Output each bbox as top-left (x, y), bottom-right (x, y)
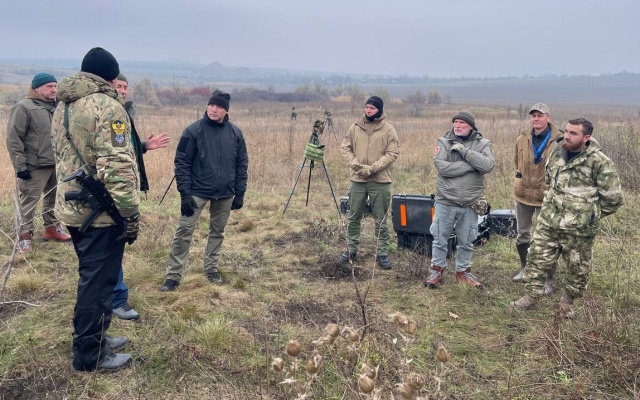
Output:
top-left (0, 99), bottom-right (639, 399)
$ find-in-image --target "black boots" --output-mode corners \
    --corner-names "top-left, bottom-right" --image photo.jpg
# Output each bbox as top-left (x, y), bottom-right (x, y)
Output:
top-left (512, 243), bottom-right (529, 282)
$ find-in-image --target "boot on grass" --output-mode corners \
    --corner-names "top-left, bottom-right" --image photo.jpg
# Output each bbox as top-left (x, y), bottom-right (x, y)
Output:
top-left (512, 243), bottom-right (529, 282)
top-left (18, 232), bottom-right (32, 254)
top-left (424, 266), bottom-right (445, 289)
top-left (511, 294), bottom-right (539, 310)
top-left (43, 223), bottom-right (71, 242)
top-left (456, 268), bottom-right (483, 289)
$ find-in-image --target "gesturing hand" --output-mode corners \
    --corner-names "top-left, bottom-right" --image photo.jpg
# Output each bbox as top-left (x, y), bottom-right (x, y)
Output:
top-left (145, 132), bottom-right (170, 151)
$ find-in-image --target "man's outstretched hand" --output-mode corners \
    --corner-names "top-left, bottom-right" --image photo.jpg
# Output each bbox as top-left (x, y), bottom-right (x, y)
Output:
top-left (145, 132), bottom-right (170, 151)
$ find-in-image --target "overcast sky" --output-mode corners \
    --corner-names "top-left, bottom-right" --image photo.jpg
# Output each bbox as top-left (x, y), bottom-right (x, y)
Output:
top-left (1, 0), bottom-right (638, 78)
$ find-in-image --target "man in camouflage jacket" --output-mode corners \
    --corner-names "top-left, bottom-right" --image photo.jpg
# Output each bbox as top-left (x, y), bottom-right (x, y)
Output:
top-left (52, 48), bottom-right (139, 372)
top-left (512, 118), bottom-right (623, 318)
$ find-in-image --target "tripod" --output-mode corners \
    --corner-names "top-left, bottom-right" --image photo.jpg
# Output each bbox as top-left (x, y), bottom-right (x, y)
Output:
top-left (283, 120), bottom-right (341, 216)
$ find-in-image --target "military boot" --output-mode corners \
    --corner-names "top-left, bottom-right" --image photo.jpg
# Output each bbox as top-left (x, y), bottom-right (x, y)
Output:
top-left (511, 294), bottom-right (539, 310)
top-left (512, 243), bottom-right (529, 282)
top-left (558, 292), bottom-right (576, 319)
top-left (542, 263), bottom-right (557, 296)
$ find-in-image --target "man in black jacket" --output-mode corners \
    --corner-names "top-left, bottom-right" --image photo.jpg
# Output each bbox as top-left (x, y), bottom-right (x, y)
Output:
top-left (160, 90), bottom-right (248, 291)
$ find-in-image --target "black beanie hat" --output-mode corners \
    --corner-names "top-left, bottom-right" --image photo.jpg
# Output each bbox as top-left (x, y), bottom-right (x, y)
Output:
top-left (81, 47), bottom-right (120, 82)
top-left (452, 111), bottom-right (477, 131)
top-left (208, 90), bottom-right (230, 111)
top-left (366, 96), bottom-right (384, 113)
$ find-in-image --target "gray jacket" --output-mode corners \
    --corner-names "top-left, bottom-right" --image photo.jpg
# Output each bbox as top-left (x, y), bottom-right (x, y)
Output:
top-left (6, 98), bottom-right (57, 172)
top-left (433, 130), bottom-right (495, 206)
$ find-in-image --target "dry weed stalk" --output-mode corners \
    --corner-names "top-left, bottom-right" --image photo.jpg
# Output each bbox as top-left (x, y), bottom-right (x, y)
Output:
top-left (272, 338), bottom-right (325, 399)
top-left (386, 312), bottom-right (430, 399)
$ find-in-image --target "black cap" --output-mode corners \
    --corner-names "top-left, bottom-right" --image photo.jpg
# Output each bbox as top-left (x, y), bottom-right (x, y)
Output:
top-left (81, 47), bottom-right (120, 82)
top-left (208, 90), bottom-right (231, 111)
top-left (366, 96), bottom-right (384, 112)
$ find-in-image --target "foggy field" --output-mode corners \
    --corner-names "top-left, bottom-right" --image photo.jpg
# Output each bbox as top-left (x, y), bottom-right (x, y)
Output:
top-left (0, 100), bottom-right (639, 399)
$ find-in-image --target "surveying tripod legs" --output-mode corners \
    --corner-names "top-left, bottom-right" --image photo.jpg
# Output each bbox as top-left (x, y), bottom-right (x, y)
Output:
top-left (320, 161), bottom-right (341, 216)
top-left (282, 159), bottom-right (341, 217)
top-left (283, 159), bottom-right (309, 215)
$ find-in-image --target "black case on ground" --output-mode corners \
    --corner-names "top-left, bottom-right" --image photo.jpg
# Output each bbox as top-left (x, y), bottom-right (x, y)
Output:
top-left (486, 209), bottom-right (517, 236)
top-left (391, 194), bottom-right (455, 257)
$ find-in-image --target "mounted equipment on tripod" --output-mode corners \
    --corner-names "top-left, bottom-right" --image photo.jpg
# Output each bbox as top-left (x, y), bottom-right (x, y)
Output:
top-left (283, 120), bottom-right (340, 216)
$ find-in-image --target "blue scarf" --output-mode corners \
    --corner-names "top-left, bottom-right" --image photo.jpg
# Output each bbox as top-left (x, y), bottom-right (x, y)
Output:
top-left (532, 127), bottom-right (552, 164)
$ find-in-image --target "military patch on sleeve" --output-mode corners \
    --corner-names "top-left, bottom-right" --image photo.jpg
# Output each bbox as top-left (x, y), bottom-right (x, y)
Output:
top-left (434, 145), bottom-right (441, 155)
top-left (111, 120), bottom-right (127, 147)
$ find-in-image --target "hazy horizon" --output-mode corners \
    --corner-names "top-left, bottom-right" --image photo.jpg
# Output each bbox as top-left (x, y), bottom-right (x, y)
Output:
top-left (1, 0), bottom-right (639, 78)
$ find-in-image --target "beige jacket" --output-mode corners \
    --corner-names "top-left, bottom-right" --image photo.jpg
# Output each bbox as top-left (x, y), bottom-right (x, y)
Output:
top-left (341, 113), bottom-right (400, 183)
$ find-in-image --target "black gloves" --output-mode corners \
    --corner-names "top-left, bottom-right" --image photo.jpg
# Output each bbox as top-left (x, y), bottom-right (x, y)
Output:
top-left (231, 196), bottom-right (244, 210)
top-left (181, 195), bottom-right (198, 217)
top-left (17, 170), bottom-right (32, 180)
top-left (123, 212), bottom-right (140, 245)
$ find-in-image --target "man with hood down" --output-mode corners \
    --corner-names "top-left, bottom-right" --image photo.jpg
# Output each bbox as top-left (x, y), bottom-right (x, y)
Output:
top-left (339, 96), bottom-right (400, 270)
top-left (424, 111), bottom-right (495, 289)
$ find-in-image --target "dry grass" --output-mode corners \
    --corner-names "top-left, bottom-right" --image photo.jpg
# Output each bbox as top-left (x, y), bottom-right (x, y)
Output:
top-left (0, 100), bottom-right (639, 399)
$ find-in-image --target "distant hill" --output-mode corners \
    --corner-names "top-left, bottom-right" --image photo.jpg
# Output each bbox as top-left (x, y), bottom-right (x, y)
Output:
top-left (1, 58), bottom-right (639, 105)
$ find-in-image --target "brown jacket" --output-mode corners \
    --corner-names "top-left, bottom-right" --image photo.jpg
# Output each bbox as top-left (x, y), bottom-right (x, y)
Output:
top-left (513, 122), bottom-right (562, 206)
top-left (341, 113), bottom-right (400, 183)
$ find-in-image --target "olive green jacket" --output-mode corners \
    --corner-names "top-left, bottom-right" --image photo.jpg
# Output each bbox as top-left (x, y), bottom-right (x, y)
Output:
top-left (6, 97), bottom-right (57, 172)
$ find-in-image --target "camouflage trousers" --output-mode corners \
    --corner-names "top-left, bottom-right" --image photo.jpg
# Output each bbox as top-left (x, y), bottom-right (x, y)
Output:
top-left (524, 223), bottom-right (595, 298)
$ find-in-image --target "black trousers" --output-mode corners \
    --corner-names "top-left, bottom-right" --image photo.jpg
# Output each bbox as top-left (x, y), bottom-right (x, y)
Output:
top-left (68, 225), bottom-right (124, 371)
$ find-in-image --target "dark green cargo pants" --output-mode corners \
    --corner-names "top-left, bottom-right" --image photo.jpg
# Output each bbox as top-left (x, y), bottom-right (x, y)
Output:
top-left (346, 181), bottom-right (391, 256)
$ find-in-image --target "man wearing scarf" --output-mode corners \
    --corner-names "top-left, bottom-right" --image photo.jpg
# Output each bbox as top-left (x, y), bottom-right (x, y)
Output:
top-left (511, 104), bottom-right (562, 291)
top-left (6, 73), bottom-right (71, 254)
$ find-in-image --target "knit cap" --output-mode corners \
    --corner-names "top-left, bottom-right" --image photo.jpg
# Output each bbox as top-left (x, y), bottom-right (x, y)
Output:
top-left (365, 96), bottom-right (384, 112)
top-left (31, 72), bottom-right (57, 89)
top-left (81, 47), bottom-right (120, 81)
top-left (208, 90), bottom-right (231, 111)
top-left (452, 111), bottom-right (477, 131)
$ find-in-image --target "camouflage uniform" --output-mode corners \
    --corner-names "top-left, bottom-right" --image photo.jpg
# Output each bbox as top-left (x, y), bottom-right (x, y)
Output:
top-left (524, 137), bottom-right (623, 298)
top-left (51, 71), bottom-right (139, 371)
top-left (52, 72), bottom-right (140, 226)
